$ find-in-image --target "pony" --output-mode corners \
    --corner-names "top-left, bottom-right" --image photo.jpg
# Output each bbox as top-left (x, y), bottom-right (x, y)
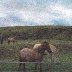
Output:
top-left (7, 36), bottom-right (16, 44)
top-left (0, 33), bottom-right (4, 44)
top-left (19, 41), bottom-right (52, 72)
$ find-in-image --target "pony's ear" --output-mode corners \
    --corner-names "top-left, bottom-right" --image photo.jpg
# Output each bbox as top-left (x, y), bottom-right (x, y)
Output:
top-left (42, 41), bottom-right (48, 45)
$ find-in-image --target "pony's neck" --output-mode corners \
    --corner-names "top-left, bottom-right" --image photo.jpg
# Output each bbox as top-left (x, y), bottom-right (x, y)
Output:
top-left (34, 46), bottom-right (45, 55)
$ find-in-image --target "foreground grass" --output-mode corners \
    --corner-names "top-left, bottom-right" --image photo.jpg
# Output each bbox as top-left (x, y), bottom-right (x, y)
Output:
top-left (0, 62), bottom-right (72, 72)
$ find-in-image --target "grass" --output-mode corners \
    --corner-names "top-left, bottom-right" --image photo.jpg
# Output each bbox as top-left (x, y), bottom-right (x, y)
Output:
top-left (0, 61), bottom-right (72, 72)
top-left (0, 39), bottom-right (72, 72)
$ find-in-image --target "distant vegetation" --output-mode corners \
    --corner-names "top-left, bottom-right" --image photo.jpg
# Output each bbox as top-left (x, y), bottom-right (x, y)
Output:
top-left (0, 26), bottom-right (72, 41)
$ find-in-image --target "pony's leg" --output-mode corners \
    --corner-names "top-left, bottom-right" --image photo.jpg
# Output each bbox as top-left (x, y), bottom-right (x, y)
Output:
top-left (1, 39), bottom-right (3, 44)
top-left (18, 57), bottom-right (22, 71)
top-left (23, 63), bottom-right (26, 72)
top-left (13, 41), bottom-right (15, 44)
top-left (18, 62), bottom-right (22, 71)
top-left (8, 40), bottom-right (10, 44)
top-left (39, 63), bottom-right (42, 72)
top-left (35, 63), bottom-right (38, 72)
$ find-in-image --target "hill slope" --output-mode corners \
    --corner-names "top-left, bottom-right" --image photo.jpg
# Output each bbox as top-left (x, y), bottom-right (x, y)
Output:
top-left (0, 26), bottom-right (72, 40)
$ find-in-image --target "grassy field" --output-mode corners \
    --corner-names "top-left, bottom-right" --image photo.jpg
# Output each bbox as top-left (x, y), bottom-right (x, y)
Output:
top-left (0, 39), bottom-right (72, 72)
top-left (0, 26), bottom-right (72, 72)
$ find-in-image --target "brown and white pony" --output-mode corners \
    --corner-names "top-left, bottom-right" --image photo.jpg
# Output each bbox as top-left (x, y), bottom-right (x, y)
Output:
top-left (7, 36), bottom-right (16, 44)
top-left (19, 41), bottom-right (52, 71)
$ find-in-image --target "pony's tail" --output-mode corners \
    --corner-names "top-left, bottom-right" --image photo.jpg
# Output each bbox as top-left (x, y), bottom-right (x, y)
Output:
top-left (19, 55), bottom-right (22, 62)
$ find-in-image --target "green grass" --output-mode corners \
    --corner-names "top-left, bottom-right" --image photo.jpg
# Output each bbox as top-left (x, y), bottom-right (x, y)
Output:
top-left (0, 62), bottom-right (72, 72)
top-left (0, 39), bottom-right (72, 72)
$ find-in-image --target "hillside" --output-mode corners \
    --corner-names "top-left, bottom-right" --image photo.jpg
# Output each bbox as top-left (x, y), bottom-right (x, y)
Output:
top-left (0, 26), bottom-right (72, 40)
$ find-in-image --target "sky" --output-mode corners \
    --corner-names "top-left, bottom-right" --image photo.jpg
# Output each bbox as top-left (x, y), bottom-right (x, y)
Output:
top-left (0, 0), bottom-right (72, 27)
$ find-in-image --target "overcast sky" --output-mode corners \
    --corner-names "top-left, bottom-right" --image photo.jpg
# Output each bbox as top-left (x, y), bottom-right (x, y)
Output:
top-left (0, 0), bottom-right (72, 27)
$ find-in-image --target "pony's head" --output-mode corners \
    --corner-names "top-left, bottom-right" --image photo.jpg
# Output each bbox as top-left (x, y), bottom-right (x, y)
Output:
top-left (41, 41), bottom-right (52, 54)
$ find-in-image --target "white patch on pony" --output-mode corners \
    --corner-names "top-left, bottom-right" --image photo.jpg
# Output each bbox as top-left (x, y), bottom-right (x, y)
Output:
top-left (33, 44), bottom-right (41, 49)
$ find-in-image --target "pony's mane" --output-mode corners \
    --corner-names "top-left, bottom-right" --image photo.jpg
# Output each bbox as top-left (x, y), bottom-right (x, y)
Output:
top-left (33, 44), bottom-right (42, 52)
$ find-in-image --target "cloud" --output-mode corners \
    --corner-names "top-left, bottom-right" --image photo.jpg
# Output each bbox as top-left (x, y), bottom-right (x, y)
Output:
top-left (61, 0), bottom-right (72, 8)
top-left (0, 0), bottom-right (72, 27)
top-left (0, 6), bottom-right (8, 17)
